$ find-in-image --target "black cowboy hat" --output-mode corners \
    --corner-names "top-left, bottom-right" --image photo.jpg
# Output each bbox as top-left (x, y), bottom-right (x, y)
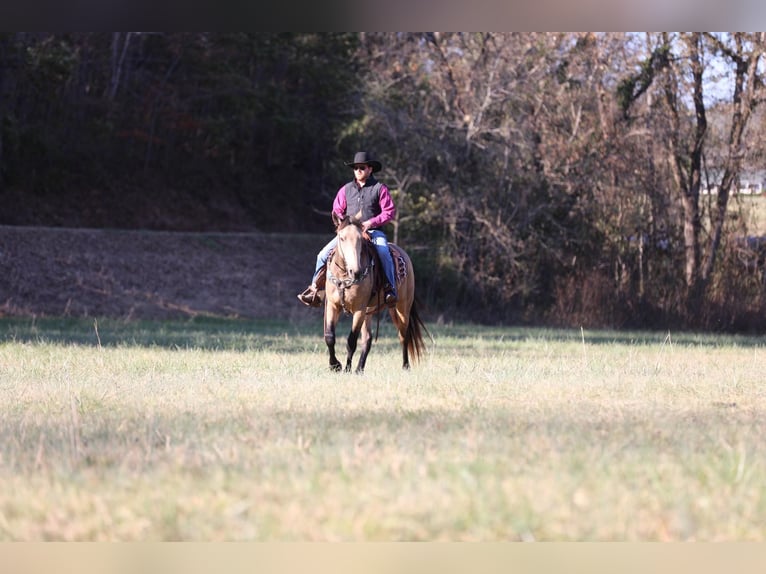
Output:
top-left (344, 151), bottom-right (382, 173)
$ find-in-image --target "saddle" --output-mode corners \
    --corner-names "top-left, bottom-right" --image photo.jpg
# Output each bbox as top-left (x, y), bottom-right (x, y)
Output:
top-left (320, 244), bottom-right (405, 303)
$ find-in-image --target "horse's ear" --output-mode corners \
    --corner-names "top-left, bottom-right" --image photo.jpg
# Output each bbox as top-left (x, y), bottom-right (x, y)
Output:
top-left (332, 211), bottom-right (342, 228)
top-left (353, 210), bottom-right (363, 224)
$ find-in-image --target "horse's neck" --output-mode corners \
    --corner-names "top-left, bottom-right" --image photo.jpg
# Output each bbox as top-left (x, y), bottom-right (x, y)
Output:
top-left (332, 236), bottom-right (367, 274)
top-left (330, 248), bottom-right (346, 274)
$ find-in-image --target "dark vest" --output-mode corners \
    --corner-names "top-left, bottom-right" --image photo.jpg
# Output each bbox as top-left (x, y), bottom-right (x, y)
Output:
top-left (344, 177), bottom-right (384, 227)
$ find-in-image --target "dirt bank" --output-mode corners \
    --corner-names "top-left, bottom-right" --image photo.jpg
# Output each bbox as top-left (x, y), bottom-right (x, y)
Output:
top-left (0, 225), bottom-right (328, 321)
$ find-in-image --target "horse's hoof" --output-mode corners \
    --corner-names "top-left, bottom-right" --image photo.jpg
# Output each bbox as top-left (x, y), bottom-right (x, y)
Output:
top-left (330, 363), bottom-right (342, 372)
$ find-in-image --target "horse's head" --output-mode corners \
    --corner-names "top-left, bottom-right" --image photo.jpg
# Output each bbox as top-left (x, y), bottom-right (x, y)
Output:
top-left (333, 212), bottom-right (366, 281)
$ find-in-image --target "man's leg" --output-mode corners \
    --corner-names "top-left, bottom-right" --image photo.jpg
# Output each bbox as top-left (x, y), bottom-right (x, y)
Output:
top-left (369, 231), bottom-right (397, 306)
top-left (298, 237), bottom-right (337, 307)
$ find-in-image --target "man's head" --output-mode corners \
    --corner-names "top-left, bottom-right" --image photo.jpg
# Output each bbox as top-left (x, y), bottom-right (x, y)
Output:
top-left (345, 151), bottom-right (382, 174)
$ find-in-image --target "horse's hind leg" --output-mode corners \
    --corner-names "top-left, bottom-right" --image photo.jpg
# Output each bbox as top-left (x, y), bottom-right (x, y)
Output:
top-left (354, 316), bottom-right (373, 374)
top-left (389, 307), bottom-right (410, 369)
top-left (345, 311), bottom-right (368, 373)
top-left (401, 336), bottom-right (410, 370)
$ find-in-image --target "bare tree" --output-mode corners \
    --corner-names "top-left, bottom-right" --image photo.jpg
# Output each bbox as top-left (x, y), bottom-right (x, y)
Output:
top-left (701, 33), bottom-right (766, 283)
top-left (619, 32), bottom-right (766, 317)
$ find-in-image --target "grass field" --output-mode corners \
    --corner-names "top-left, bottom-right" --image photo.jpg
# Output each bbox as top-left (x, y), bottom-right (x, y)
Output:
top-left (1, 316), bottom-right (765, 541)
top-left (728, 194), bottom-right (766, 234)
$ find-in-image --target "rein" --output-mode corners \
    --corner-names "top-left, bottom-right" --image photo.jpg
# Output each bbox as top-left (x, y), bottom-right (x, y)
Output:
top-left (327, 229), bottom-right (386, 341)
top-left (327, 238), bottom-right (375, 315)
top-left (327, 256), bottom-right (373, 289)
top-left (326, 225), bottom-right (385, 343)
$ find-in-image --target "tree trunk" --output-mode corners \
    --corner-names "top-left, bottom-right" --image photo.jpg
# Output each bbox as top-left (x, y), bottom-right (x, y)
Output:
top-left (701, 33), bottom-right (765, 284)
top-left (105, 32), bottom-right (132, 102)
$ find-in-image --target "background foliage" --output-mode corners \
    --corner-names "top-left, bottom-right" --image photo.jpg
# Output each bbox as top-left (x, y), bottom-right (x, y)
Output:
top-left (3, 32), bottom-right (766, 331)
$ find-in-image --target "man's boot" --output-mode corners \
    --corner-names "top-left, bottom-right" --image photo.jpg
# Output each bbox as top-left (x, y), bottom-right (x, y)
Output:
top-left (297, 284), bottom-right (321, 307)
top-left (297, 266), bottom-right (327, 307)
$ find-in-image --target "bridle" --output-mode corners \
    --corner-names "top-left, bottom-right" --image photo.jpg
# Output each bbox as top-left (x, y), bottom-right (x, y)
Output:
top-left (328, 249), bottom-right (373, 289)
top-left (327, 226), bottom-right (374, 313)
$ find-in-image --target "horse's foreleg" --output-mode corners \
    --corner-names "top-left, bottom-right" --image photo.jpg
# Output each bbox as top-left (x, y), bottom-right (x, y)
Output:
top-left (344, 311), bottom-right (365, 372)
top-left (324, 309), bottom-right (342, 372)
top-left (344, 330), bottom-right (359, 372)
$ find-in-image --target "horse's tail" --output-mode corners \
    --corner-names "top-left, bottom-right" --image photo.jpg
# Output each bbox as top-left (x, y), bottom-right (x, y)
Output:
top-left (405, 296), bottom-right (430, 363)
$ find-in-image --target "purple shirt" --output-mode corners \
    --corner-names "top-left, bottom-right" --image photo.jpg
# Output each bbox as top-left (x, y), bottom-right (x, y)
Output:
top-left (332, 181), bottom-right (396, 229)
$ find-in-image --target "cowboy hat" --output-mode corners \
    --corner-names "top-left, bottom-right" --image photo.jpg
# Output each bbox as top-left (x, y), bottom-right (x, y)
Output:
top-left (344, 151), bottom-right (382, 173)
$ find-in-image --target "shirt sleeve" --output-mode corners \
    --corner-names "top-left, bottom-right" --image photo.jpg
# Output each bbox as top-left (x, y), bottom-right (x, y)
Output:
top-left (332, 185), bottom-right (347, 217)
top-left (368, 184), bottom-right (396, 228)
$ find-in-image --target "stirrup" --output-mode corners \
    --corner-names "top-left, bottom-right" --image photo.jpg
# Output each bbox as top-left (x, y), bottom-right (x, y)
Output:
top-left (297, 286), bottom-right (321, 307)
top-left (384, 288), bottom-right (398, 307)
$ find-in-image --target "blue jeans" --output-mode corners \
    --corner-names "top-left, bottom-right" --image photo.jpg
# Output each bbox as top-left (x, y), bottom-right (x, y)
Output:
top-left (312, 236), bottom-right (338, 283)
top-left (312, 230), bottom-right (397, 296)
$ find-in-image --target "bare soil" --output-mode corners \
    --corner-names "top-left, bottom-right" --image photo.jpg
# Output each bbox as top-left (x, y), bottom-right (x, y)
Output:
top-left (0, 225), bottom-right (327, 321)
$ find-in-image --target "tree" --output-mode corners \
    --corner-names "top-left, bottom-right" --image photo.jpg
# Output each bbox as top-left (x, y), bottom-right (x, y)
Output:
top-left (618, 32), bottom-right (766, 320)
top-left (350, 33), bottom-right (620, 320)
top-left (0, 33), bottom-right (362, 231)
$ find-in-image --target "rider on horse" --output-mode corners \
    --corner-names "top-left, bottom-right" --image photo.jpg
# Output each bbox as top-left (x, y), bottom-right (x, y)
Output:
top-left (298, 151), bottom-right (398, 308)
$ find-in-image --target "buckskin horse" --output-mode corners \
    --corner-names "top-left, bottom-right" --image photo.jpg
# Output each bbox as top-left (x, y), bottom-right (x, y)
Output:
top-left (323, 213), bottom-right (428, 373)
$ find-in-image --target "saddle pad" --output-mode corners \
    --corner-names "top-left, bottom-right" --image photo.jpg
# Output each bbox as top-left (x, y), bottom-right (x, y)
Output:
top-left (391, 248), bottom-right (407, 283)
top-left (329, 245), bottom-right (408, 282)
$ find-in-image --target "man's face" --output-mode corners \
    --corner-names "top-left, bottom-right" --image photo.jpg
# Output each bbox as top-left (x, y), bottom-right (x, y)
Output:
top-left (353, 164), bottom-right (372, 182)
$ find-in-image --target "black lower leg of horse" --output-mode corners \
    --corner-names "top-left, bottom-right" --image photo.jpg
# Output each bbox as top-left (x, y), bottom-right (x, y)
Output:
top-left (324, 325), bottom-right (342, 371)
top-left (402, 345), bottom-right (410, 370)
top-left (401, 325), bottom-right (411, 370)
top-left (355, 334), bottom-right (373, 374)
top-left (345, 329), bottom-right (360, 372)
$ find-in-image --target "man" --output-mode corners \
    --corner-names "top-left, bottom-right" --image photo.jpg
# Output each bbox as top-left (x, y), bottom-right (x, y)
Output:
top-left (297, 151), bottom-right (398, 308)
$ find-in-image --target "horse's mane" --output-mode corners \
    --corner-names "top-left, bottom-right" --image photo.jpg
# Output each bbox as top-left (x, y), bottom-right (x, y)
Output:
top-left (336, 214), bottom-right (364, 232)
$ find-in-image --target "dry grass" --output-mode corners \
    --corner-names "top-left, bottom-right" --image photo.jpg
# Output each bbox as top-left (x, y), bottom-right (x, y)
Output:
top-left (1, 318), bottom-right (765, 540)
top-left (729, 194), bottom-right (766, 235)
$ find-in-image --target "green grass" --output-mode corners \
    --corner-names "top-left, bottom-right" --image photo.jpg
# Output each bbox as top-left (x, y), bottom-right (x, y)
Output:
top-left (1, 317), bottom-right (765, 540)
